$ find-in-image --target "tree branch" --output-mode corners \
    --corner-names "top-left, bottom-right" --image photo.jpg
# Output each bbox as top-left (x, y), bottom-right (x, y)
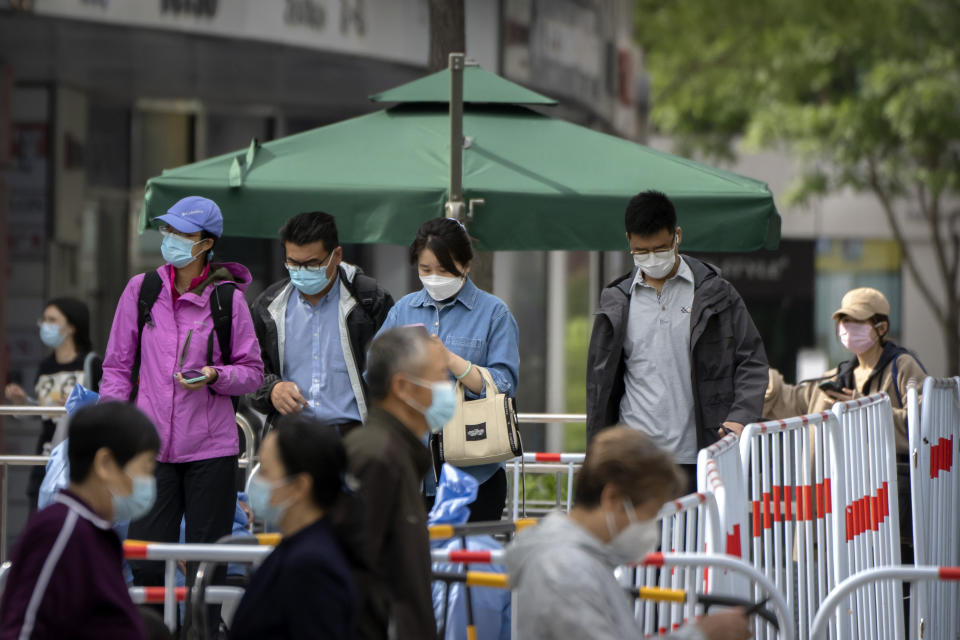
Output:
top-left (868, 158), bottom-right (946, 328)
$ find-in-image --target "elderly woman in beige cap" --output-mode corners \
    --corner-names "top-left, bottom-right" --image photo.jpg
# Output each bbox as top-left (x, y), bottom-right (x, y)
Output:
top-left (764, 287), bottom-right (926, 449)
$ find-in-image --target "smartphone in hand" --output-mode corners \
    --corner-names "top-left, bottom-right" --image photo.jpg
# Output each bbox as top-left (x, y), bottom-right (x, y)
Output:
top-left (180, 369), bottom-right (208, 384)
top-left (817, 378), bottom-right (843, 393)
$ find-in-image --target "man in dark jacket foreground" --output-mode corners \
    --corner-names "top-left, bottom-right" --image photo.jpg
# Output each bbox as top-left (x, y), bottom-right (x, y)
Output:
top-left (586, 190), bottom-right (768, 491)
top-left (345, 326), bottom-right (452, 640)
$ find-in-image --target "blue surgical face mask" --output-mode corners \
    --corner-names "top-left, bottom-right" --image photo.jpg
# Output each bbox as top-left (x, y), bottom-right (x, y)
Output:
top-left (286, 263), bottom-right (331, 296)
top-left (248, 474), bottom-right (292, 527)
top-left (161, 232), bottom-right (202, 269)
top-left (39, 322), bottom-right (66, 348)
top-left (111, 474), bottom-right (156, 523)
top-left (404, 378), bottom-right (457, 434)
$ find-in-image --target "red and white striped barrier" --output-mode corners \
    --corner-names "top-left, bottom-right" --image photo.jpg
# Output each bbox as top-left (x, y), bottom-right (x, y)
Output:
top-left (810, 566), bottom-right (960, 640)
top-left (738, 412), bottom-right (845, 640)
top-left (629, 492), bottom-right (722, 637)
top-left (908, 377), bottom-right (960, 640)
top-left (509, 452), bottom-right (585, 519)
top-left (520, 452), bottom-right (585, 464)
top-left (697, 433), bottom-right (750, 598)
top-left (128, 585), bottom-right (243, 605)
top-left (430, 549), bottom-right (506, 565)
top-left (831, 393), bottom-right (903, 640)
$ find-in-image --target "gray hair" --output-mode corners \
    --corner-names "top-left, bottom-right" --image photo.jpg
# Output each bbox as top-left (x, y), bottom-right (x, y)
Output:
top-left (366, 326), bottom-right (432, 402)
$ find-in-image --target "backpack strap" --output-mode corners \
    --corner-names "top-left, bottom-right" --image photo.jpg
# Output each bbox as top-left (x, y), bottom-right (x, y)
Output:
top-left (892, 356), bottom-right (903, 408)
top-left (82, 352), bottom-right (99, 390)
top-left (207, 282), bottom-right (236, 367)
top-left (343, 271), bottom-right (379, 321)
top-left (207, 282), bottom-right (239, 411)
top-left (130, 271), bottom-right (163, 402)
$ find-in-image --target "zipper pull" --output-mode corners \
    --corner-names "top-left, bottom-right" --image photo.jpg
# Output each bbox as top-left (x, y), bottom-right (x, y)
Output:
top-left (179, 329), bottom-right (194, 369)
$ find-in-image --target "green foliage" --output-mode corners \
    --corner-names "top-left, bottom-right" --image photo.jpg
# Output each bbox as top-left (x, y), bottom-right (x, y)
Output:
top-left (636, 0), bottom-right (960, 206)
top-left (637, 0), bottom-right (960, 369)
top-left (564, 315), bottom-right (591, 453)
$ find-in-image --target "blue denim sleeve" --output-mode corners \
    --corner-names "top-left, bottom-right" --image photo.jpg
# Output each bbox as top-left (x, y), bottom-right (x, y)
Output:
top-left (481, 307), bottom-right (520, 397)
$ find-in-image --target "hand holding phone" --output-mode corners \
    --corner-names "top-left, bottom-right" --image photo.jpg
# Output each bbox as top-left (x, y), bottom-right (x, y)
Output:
top-left (179, 369), bottom-right (209, 384)
top-left (817, 378), bottom-right (843, 393)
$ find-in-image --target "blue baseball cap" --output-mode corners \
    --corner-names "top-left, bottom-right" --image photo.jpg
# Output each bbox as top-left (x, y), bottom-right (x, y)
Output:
top-left (154, 196), bottom-right (223, 237)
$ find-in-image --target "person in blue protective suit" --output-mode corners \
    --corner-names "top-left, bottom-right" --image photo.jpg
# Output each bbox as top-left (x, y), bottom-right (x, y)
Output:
top-left (430, 464), bottom-right (511, 640)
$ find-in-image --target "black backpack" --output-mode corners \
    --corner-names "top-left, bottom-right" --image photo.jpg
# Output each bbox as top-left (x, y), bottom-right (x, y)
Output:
top-left (128, 270), bottom-right (236, 409)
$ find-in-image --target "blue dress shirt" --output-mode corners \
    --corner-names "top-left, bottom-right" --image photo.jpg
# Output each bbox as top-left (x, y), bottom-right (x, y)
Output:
top-left (284, 278), bottom-right (362, 425)
top-left (374, 278), bottom-right (520, 489)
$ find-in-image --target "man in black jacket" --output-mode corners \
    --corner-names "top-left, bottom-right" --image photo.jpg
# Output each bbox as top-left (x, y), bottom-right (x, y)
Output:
top-left (586, 191), bottom-right (768, 491)
top-left (249, 211), bottom-right (393, 437)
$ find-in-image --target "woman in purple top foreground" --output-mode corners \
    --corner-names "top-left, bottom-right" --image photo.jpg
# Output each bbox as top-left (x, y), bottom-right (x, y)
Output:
top-left (0, 403), bottom-right (160, 640)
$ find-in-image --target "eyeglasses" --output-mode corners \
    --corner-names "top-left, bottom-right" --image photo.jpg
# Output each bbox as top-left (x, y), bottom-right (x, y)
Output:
top-left (159, 225), bottom-right (202, 241)
top-left (629, 235), bottom-right (678, 260)
top-left (284, 253), bottom-right (332, 273)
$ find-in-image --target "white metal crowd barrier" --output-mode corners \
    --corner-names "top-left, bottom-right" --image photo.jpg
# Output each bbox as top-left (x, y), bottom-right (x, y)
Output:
top-left (831, 393), bottom-right (903, 640)
top-left (506, 413), bottom-right (586, 520)
top-left (697, 433), bottom-right (750, 597)
top-left (739, 411), bottom-right (845, 640)
top-left (123, 539), bottom-right (273, 631)
top-left (809, 566), bottom-right (960, 640)
top-left (629, 492), bottom-right (722, 636)
top-left (0, 406), bottom-right (259, 561)
top-left (908, 377), bottom-right (960, 640)
top-left (642, 551), bottom-right (796, 640)
top-left (507, 452), bottom-right (585, 520)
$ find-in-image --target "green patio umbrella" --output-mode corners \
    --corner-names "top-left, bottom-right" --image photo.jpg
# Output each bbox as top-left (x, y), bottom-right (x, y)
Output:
top-left (141, 67), bottom-right (780, 252)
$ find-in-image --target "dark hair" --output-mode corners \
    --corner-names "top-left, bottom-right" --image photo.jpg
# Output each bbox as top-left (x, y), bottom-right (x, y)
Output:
top-left (68, 402), bottom-right (160, 483)
top-left (200, 230), bottom-right (217, 264)
top-left (366, 326), bottom-right (431, 402)
top-left (280, 211), bottom-right (340, 253)
top-left (624, 190), bottom-right (677, 237)
top-left (575, 426), bottom-right (685, 508)
top-left (409, 218), bottom-right (473, 277)
top-left (273, 415), bottom-right (347, 509)
top-left (138, 607), bottom-right (174, 640)
top-left (46, 297), bottom-right (93, 355)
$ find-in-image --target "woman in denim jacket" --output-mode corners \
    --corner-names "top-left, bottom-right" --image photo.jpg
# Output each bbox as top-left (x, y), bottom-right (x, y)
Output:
top-left (373, 218), bottom-right (519, 522)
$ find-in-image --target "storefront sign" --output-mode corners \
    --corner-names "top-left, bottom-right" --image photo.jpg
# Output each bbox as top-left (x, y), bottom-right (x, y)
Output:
top-left (29, 0), bottom-right (426, 65)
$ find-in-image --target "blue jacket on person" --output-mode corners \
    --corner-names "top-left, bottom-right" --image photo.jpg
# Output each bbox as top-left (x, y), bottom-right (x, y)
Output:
top-left (373, 277), bottom-right (520, 491)
top-left (430, 465), bottom-right (511, 640)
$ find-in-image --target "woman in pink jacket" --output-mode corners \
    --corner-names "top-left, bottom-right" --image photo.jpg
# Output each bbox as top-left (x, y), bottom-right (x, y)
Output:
top-left (99, 196), bottom-right (264, 595)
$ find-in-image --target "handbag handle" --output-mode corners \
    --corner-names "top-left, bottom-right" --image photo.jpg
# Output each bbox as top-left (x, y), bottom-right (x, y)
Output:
top-left (455, 365), bottom-right (499, 399)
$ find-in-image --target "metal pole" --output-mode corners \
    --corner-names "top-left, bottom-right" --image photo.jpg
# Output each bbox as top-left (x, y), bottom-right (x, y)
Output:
top-left (1, 464), bottom-right (7, 562)
top-left (164, 559), bottom-right (177, 631)
top-left (446, 52), bottom-right (466, 219)
top-left (545, 251), bottom-right (568, 452)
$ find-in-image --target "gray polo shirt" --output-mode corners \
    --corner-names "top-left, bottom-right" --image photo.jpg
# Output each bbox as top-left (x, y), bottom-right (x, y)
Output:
top-left (619, 258), bottom-right (698, 463)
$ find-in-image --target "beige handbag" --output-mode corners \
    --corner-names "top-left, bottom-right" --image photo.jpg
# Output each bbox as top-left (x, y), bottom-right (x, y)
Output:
top-left (432, 366), bottom-right (523, 468)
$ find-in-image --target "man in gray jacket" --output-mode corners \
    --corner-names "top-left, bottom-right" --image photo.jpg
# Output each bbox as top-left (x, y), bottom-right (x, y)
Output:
top-left (586, 191), bottom-right (768, 491)
top-left (506, 426), bottom-right (750, 640)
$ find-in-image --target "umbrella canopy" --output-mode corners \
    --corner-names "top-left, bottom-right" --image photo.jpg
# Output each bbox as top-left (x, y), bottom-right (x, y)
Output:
top-left (142, 68), bottom-right (780, 252)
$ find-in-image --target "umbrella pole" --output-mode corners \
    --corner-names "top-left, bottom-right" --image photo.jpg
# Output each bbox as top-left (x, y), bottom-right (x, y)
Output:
top-left (445, 52), bottom-right (466, 221)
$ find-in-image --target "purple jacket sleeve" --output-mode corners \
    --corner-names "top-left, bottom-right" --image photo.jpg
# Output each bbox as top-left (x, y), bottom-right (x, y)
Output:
top-left (210, 287), bottom-right (264, 396)
top-left (98, 275), bottom-right (144, 402)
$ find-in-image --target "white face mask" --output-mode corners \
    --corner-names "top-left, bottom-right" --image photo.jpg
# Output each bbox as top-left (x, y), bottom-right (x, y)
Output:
top-left (607, 498), bottom-right (660, 565)
top-left (632, 234), bottom-right (678, 280)
top-left (421, 274), bottom-right (465, 301)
